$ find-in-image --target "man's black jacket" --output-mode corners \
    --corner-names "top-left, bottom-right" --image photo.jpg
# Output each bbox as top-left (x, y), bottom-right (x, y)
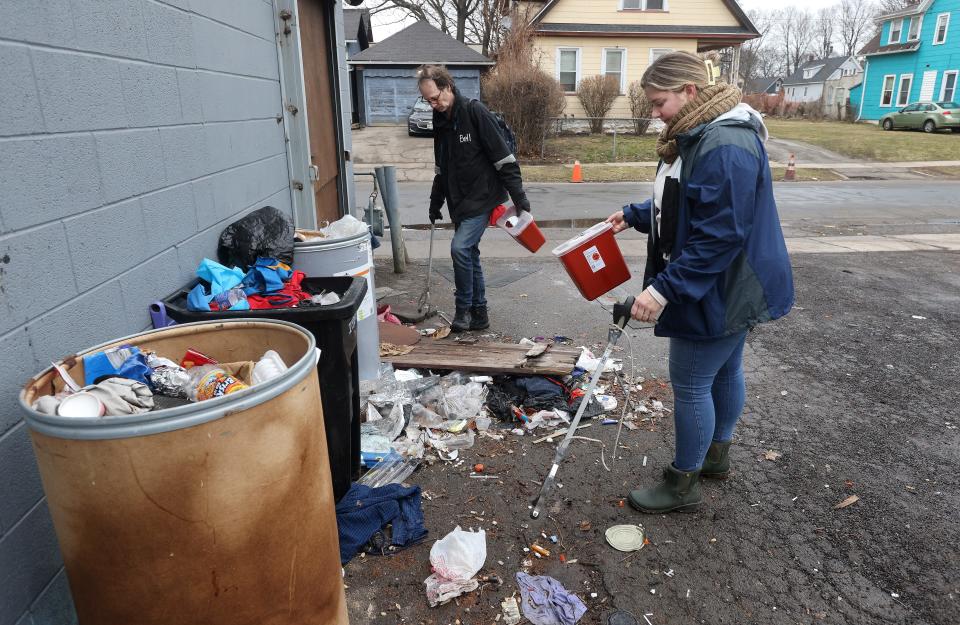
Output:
top-left (429, 91), bottom-right (528, 224)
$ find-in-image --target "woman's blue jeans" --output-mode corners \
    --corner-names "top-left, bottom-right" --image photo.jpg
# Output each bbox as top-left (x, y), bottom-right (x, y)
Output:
top-left (669, 331), bottom-right (748, 471)
top-left (451, 213), bottom-right (488, 311)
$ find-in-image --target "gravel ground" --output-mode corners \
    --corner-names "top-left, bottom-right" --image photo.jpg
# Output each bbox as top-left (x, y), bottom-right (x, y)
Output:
top-left (344, 249), bottom-right (960, 625)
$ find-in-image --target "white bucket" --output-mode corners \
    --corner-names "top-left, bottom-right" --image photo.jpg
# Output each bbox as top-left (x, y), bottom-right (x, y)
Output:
top-left (295, 230), bottom-right (380, 381)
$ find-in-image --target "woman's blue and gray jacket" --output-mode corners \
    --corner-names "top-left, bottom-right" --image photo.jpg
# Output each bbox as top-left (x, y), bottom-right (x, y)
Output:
top-left (622, 115), bottom-right (795, 340)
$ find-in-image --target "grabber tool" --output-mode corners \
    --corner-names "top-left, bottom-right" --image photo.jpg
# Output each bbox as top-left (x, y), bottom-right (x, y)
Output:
top-left (416, 222), bottom-right (436, 316)
top-left (531, 296), bottom-right (635, 519)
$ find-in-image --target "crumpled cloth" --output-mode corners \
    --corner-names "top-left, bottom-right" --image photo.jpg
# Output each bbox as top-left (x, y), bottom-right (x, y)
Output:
top-left (515, 572), bottom-right (587, 625)
top-left (33, 378), bottom-right (155, 417)
top-left (424, 573), bottom-right (479, 607)
top-left (335, 483), bottom-right (427, 564)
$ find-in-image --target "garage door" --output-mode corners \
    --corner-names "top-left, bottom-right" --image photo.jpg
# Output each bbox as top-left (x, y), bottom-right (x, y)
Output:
top-left (363, 68), bottom-right (481, 124)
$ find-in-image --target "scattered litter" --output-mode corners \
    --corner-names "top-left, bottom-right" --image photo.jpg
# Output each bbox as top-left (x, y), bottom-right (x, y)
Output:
top-left (762, 450), bottom-right (782, 462)
top-left (425, 526), bottom-right (486, 606)
top-left (380, 343), bottom-right (415, 357)
top-left (531, 544), bottom-right (551, 557)
top-left (604, 525), bottom-right (646, 552)
top-left (515, 572), bottom-right (587, 625)
top-left (597, 395), bottom-right (618, 411)
top-left (642, 456), bottom-right (648, 467)
top-left (833, 495), bottom-right (860, 510)
top-left (501, 596), bottom-right (523, 625)
top-left (911, 315), bottom-right (926, 320)
top-left (576, 348), bottom-right (622, 374)
top-left (606, 610), bottom-right (640, 625)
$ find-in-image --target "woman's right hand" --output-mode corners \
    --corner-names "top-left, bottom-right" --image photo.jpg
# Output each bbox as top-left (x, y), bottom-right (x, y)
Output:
top-left (606, 211), bottom-right (629, 234)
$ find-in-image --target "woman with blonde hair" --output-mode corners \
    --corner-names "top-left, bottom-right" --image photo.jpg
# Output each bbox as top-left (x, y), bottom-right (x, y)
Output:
top-left (606, 50), bottom-right (794, 513)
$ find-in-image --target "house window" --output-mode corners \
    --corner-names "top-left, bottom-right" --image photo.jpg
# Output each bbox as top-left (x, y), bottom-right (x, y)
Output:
top-left (881, 75), bottom-right (896, 106)
top-left (803, 87), bottom-right (808, 97)
top-left (908, 16), bottom-right (921, 41)
top-left (934, 13), bottom-right (950, 45)
top-left (602, 48), bottom-right (626, 93)
top-left (835, 88), bottom-right (846, 103)
top-left (888, 18), bottom-right (903, 44)
top-left (649, 48), bottom-right (673, 64)
top-left (827, 86), bottom-right (834, 102)
top-left (557, 48), bottom-right (580, 92)
top-left (621, 0), bottom-right (666, 9)
top-left (896, 74), bottom-right (913, 106)
top-left (941, 71), bottom-right (958, 102)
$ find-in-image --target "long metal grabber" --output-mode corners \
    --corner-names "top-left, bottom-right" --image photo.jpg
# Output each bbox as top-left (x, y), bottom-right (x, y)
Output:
top-left (530, 297), bottom-right (635, 519)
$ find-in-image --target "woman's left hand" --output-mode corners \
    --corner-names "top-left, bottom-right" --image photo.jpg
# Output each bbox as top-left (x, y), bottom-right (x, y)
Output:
top-left (631, 290), bottom-right (664, 323)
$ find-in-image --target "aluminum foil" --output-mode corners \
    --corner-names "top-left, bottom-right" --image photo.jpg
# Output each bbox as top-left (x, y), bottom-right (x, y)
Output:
top-left (146, 353), bottom-right (191, 398)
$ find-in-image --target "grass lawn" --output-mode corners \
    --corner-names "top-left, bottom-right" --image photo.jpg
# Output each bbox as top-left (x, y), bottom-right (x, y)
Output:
top-left (765, 119), bottom-right (960, 162)
top-left (536, 134), bottom-right (659, 164)
top-left (523, 164), bottom-right (843, 183)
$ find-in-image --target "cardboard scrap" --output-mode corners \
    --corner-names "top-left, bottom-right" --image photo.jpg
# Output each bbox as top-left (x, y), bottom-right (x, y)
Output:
top-left (833, 495), bottom-right (860, 510)
top-left (380, 343), bottom-right (415, 357)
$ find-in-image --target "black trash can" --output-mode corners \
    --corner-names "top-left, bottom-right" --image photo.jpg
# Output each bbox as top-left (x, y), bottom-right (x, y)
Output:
top-left (163, 277), bottom-right (365, 502)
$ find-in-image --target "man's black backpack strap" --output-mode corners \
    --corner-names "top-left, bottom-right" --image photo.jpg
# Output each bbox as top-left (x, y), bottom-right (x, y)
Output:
top-left (468, 99), bottom-right (518, 156)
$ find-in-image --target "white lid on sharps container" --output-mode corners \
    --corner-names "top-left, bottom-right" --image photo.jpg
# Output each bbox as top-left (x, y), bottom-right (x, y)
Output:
top-left (551, 222), bottom-right (613, 257)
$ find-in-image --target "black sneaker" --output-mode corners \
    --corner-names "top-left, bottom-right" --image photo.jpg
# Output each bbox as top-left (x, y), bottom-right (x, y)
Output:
top-left (451, 308), bottom-right (472, 332)
top-left (469, 305), bottom-right (489, 330)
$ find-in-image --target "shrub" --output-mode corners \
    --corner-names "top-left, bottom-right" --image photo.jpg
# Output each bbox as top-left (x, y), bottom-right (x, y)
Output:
top-left (628, 81), bottom-right (653, 135)
top-left (483, 15), bottom-right (566, 155)
top-left (577, 75), bottom-right (620, 134)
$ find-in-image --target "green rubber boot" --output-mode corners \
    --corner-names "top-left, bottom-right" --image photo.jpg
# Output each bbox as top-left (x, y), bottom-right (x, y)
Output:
top-left (628, 464), bottom-right (702, 514)
top-left (700, 440), bottom-right (731, 479)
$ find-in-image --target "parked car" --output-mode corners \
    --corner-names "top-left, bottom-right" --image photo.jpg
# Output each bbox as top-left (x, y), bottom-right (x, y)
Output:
top-left (407, 98), bottom-right (434, 136)
top-left (879, 101), bottom-right (960, 133)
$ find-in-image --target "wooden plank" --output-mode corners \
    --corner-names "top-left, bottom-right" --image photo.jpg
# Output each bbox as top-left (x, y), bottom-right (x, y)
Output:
top-left (382, 341), bottom-right (581, 376)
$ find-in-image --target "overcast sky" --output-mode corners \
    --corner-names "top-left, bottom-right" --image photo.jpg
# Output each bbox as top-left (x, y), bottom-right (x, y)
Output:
top-left (367, 0), bottom-right (849, 42)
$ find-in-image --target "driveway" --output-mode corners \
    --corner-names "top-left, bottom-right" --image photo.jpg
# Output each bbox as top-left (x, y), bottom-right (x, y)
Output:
top-left (765, 136), bottom-right (930, 180)
top-left (352, 125), bottom-right (435, 181)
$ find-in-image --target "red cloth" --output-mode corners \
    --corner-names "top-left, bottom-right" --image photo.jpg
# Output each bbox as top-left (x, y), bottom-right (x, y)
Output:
top-left (247, 270), bottom-right (311, 309)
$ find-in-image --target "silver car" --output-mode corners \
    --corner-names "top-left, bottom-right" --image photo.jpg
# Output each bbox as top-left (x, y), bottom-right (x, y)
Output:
top-left (407, 98), bottom-right (434, 137)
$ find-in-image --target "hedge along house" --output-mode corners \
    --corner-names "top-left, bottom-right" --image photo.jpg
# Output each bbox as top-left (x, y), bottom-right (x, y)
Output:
top-left (512, 0), bottom-right (759, 118)
top-left (853, 0), bottom-right (960, 121)
top-left (348, 20), bottom-right (495, 125)
top-left (0, 1), bottom-right (358, 623)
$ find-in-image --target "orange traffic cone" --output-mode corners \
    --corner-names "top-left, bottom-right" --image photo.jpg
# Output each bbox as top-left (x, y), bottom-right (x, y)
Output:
top-left (571, 160), bottom-right (583, 183)
top-left (783, 153), bottom-right (797, 181)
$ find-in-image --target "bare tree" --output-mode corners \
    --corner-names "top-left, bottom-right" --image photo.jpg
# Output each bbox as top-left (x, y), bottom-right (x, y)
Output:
top-left (875, 0), bottom-right (912, 14)
top-left (465, 0), bottom-right (507, 55)
top-left (367, 0), bottom-right (481, 42)
top-left (577, 75), bottom-right (620, 134)
top-left (814, 6), bottom-right (837, 58)
top-left (739, 8), bottom-right (776, 82)
top-left (777, 8), bottom-right (815, 74)
top-left (838, 0), bottom-right (875, 56)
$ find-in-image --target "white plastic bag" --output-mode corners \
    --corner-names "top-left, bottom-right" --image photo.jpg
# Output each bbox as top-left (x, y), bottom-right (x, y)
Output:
top-left (429, 526), bottom-right (486, 581)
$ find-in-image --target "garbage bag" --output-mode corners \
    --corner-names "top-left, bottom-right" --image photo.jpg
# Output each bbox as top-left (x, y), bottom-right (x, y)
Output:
top-left (430, 526), bottom-right (486, 581)
top-left (217, 206), bottom-right (294, 269)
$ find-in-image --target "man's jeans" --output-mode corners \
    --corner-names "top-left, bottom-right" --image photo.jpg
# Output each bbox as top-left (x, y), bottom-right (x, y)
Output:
top-left (451, 213), bottom-right (488, 311)
top-left (668, 331), bottom-right (748, 471)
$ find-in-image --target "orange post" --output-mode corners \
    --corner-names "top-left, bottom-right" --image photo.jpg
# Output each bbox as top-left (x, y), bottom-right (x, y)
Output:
top-left (784, 153), bottom-right (797, 181)
top-left (571, 160), bottom-right (583, 183)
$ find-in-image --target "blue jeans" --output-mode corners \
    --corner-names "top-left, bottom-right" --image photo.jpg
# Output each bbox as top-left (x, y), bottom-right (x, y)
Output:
top-left (451, 213), bottom-right (488, 311)
top-left (669, 331), bottom-right (748, 471)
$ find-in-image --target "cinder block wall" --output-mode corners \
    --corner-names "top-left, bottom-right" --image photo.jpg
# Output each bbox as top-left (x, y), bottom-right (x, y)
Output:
top-left (0, 2), bottom-right (289, 624)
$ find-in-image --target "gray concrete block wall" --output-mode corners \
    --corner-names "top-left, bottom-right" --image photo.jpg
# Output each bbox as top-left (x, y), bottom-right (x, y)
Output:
top-left (0, 1), bottom-right (292, 624)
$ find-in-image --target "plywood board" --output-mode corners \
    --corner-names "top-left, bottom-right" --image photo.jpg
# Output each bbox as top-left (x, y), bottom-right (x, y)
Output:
top-left (382, 342), bottom-right (581, 376)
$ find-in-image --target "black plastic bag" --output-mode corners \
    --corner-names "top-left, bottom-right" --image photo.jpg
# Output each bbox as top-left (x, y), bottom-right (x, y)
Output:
top-left (217, 206), bottom-right (294, 269)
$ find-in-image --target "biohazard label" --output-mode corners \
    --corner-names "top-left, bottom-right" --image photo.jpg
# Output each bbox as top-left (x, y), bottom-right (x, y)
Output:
top-left (584, 246), bottom-right (605, 273)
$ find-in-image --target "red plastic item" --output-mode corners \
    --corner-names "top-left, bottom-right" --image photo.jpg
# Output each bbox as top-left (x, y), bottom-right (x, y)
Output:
top-left (492, 204), bottom-right (546, 253)
top-left (180, 349), bottom-right (218, 369)
top-left (552, 222), bottom-right (631, 301)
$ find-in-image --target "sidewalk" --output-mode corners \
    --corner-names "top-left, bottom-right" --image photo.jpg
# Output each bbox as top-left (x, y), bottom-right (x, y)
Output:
top-left (376, 228), bottom-right (960, 260)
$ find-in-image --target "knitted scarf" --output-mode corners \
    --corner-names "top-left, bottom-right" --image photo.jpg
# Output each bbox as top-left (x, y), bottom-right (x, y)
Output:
top-left (656, 84), bottom-right (743, 164)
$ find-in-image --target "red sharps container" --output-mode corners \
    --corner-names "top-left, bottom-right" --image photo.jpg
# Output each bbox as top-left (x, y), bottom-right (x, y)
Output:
top-left (552, 222), bottom-right (631, 301)
top-left (490, 204), bottom-right (546, 253)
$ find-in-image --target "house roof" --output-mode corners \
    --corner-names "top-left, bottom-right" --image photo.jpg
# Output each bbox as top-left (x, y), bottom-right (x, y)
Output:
top-left (348, 21), bottom-right (493, 65)
top-left (744, 76), bottom-right (781, 94)
top-left (535, 23), bottom-right (754, 36)
top-left (343, 8), bottom-right (373, 43)
top-left (530, 0), bottom-right (759, 37)
top-left (782, 56), bottom-right (850, 86)
top-left (872, 0), bottom-right (933, 23)
top-left (858, 30), bottom-right (922, 56)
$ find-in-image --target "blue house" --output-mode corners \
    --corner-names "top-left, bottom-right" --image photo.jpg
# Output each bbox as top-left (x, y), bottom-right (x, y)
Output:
top-left (853, 0), bottom-right (959, 121)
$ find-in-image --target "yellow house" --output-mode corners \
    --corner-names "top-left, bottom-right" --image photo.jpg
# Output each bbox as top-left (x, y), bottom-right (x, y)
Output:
top-left (514, 0), bottom-right (759, 117)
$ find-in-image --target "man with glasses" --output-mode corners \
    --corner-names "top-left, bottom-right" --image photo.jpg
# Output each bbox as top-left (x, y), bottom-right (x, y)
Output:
top-left (417, 64), bottom-right (532, 332)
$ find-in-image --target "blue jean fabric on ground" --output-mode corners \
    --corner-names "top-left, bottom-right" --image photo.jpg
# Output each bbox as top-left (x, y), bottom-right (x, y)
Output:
top-left (335, 483), bottom-right (428, 564)
top-left (451, 213), bottom-right (488, 310)
top-left (515, 572), bottom-right (587, 625)
top-left (669, 331), bottom-right (748, 471)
